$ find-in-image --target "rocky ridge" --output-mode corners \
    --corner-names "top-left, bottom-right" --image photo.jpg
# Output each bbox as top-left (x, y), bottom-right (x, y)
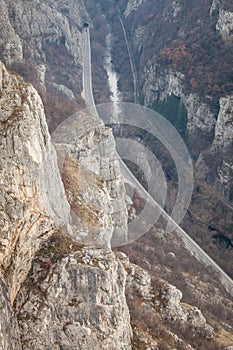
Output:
top-left (0, 0), bottom-right (88, 105)
top-left (15, 248), bottom-right (132, 350)
top-left (53, 109), bottom-right (128, 248)
top-left (117, 251), bottom-right (217, 350)
top-left (0, 0), bottom-right (233, 348)
top-left (121, 0), bottom-right (233, 199)
top-left (0, 61), bottom-right (70, 302)
top-left (0, 61), bottom-right (132, 349)
top-left (141, 61), bottom-right (233, 200)
top-left (216, 9), bottom-right (233, 40)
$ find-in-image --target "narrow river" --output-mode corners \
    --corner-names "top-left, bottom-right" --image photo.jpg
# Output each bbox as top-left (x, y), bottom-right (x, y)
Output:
top-left (104, 24), bottom-right (121, 120)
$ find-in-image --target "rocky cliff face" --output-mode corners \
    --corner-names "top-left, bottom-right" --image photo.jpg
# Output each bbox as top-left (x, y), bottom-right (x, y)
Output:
top-left (216, 9), bottom-right (233, 40)
top-left (0, 1), bottom-right (233, 349)
top-left (213, 95), bottom-right (233, 148)
top-left (53, 110), bottom-right (128, 248)
top-left (0, 61), bottom-right (132, 349)
top-left (15, 248), bottom-right (132, 350)
top-left (122, 0), bottom-right (233, 199)
top-left (0, 279), bottom-right (22, 350)
top-left (142, 64), bottom-right (233, 199)
top-left (142, 66), bottom-right (216, 149)
top-left (211, 0), bottom-right (233, 41)
top-left (0, 0), bottom-right (89, 129)
top-left (124, 0), bottom-right (146, 18)
top-left (0, 0), bottom-right (23, 65)
top-left (0, 61), bottom-right (70, 302)
top-left (0, 0), bottom-right (87, 90)
top-left (211, 95), bottom-right (233, 199)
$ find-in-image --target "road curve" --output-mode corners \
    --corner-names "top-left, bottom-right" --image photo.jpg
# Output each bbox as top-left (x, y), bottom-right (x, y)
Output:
top-left (82, 27), bottom-right (233, 298)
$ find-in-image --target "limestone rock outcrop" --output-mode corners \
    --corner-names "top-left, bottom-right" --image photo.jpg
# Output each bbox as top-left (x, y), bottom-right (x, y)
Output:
top-left (142, 65), bottom-right (216, 142)
top-left (0, 279), bottom-right (22, 350)
top-left (213, 95), bottom-right (233, 149)
top-left (0, 0), bottom-right (23, 65)
top-left (124, 253), bottom-right (214, 339)
top-left (15, 247), bottom-right (132, 350)
top-left (124, 0), bottom-right (146, 18)
top-left (0, 61), bottom-right (70, 302)
top-left (0, 60), bottom-right (132, 349)
top-left (216, 9), bottom-right (233, 40)
top-left (52, 109), bottom-right (128, 248)
top-left (159, 283), bottom-right (214, 338)
top-left (0, 0), bottom-right (88, 96)
top-left (118, 252), bottom-right (214, 340)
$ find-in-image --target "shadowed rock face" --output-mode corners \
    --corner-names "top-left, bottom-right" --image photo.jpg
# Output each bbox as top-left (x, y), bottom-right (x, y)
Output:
top-left (0, 0), bottom-right (23, 65)
top-left (0, 279), bottom-right (22, 350)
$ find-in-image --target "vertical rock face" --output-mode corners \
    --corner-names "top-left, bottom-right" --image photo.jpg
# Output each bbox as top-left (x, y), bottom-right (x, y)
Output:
top-left (213, 95), bottom-right (233, 148)
top-left (0, 61), bottom-right (132, 349)
top-left (53, 110), bottom-right (128, 248)
top-left (0, 0), bottom-right (88, 96)
top-left (15, 249), bottom-right (132, 350)
top-left (142, 65), bottom-right (216, 142)
top-left (216, 9), bottom-right (233, 40)
top-left (0, 0), bottom-right (23, 64)
top-left (140, 38), bottom-right (233, 200)
top-left (0, 279), bottom-right (22, 350)
top-left (0, 61), bottom-right (70, 301)
top-left (212, 96), bottom-right (233, 200)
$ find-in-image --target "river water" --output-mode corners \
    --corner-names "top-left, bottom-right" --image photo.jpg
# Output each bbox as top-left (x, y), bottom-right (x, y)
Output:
top-left (104, 24), bottom-right (121, 120)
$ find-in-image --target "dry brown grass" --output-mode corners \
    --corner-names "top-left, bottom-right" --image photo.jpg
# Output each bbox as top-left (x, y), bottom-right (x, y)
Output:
top-left (36, 229), bottom-right (83, 264)
top-left (215, 329), bottom-right (233, 347)
top-left (62, 156), bottom-right (105, 227)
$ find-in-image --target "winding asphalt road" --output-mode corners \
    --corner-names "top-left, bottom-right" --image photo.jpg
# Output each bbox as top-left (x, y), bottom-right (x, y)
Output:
top-left (82, 26), bottom-right (233, 298)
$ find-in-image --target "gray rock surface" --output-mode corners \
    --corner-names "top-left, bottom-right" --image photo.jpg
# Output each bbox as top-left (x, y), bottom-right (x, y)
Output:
top-left (53, 110), bottom-right (128, 248)
top-left (213, 95), bottom-right (233, 148)
top-left (0, 0), bottom-right (23, 64)
top-left (141, 60), bottom-right (233, 199)
top-left (216, 9), bottom-right (233, 40)
top-left (0, 279), bottom-right (22, 350)
top-left (0, 60), bottom-right (132, 349)
top-left (124, 0), bottom-right (146, 18)
top-left (0, 61), bottom-right (70, 302)
top-left (0, 0), bottom-right (88, 95)
top-left (15, 248), bottom-right (132, 350)
top-left (123, 254), bottom-right (214, 339)
top-left (142, 65), bottom-right (216, 138)
top-left (159, 282), bottom-right (214, 338)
